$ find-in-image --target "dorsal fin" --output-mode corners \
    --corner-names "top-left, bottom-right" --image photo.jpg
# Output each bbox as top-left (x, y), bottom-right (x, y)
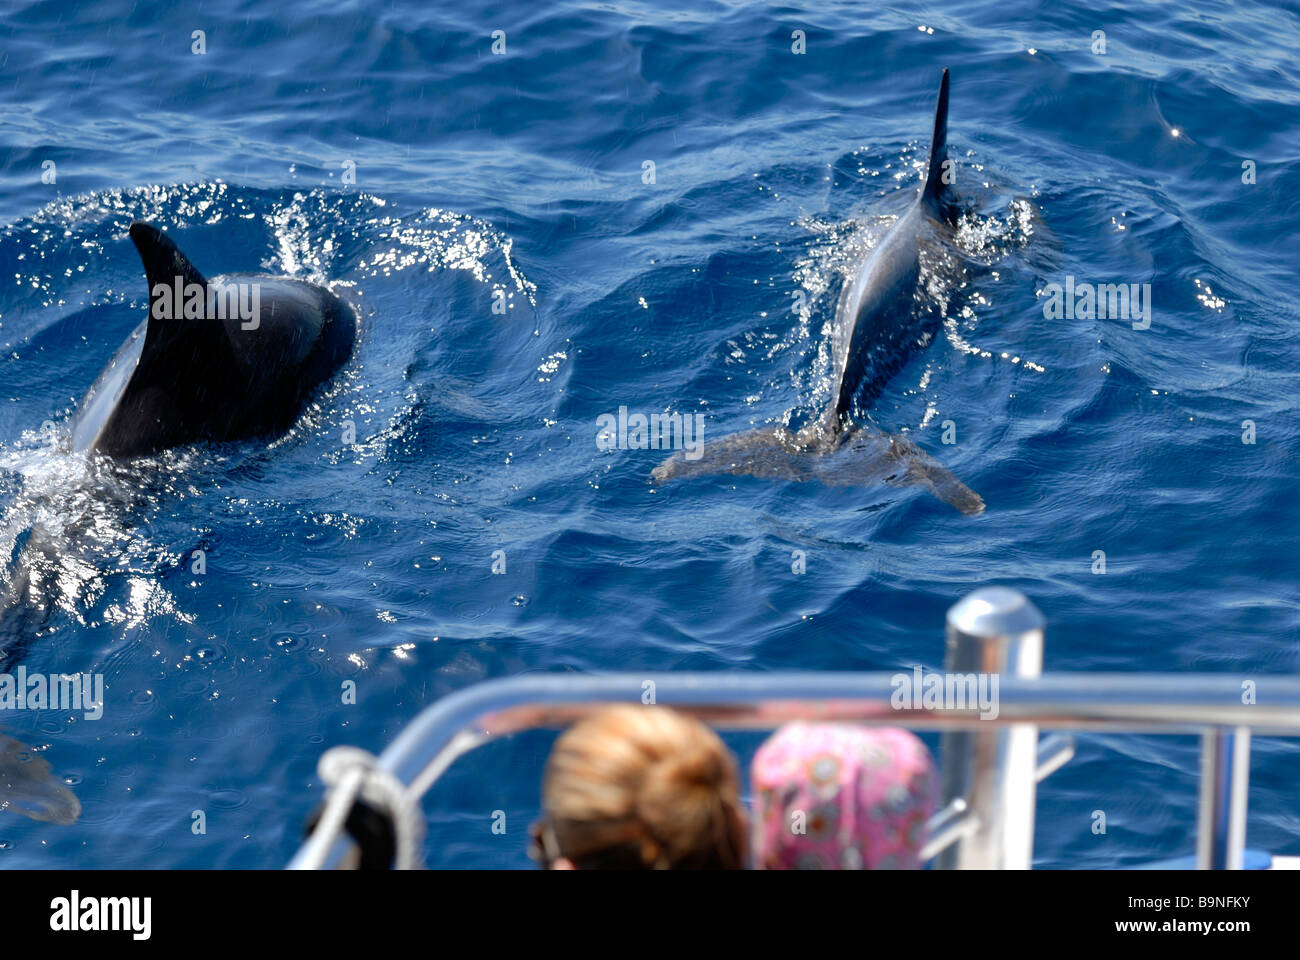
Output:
top-left (920, 68), bottom-right (950, 213)
top-left (129, 221), bottom-right (227, 360)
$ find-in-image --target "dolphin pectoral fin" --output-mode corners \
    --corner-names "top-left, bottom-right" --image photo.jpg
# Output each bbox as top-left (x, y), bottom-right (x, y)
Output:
top-left (899, 455), bottom-right (985, 515)
top-left (650, 427), bottom-right (816, 484)
top-left (887, 434), bottom-right (984, 515)
top-left (812, 431), bottom-right (984, 515)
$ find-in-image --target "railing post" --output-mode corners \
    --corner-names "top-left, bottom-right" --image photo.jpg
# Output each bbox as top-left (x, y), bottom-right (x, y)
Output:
top-left (936, 587), bottom-right (1045, 869)
top-left (1197, 727), bottom-right (1250, 869)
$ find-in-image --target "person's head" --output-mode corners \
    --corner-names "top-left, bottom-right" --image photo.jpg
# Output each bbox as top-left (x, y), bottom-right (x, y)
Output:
top-left (751, 723), bottom-right (936, 869)
top-left (533, 704), bottom-right (747, 869)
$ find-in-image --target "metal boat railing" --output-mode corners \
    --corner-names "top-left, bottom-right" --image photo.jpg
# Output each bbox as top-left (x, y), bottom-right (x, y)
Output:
top-left (290, 588), bottom-right (1300, 870)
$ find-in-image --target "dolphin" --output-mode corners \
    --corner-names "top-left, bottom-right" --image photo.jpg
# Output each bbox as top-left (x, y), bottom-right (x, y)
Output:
top-left (71, 221), bottom-right (357, 457)
top-left (0, 732), bottom-right (81, 825)
top-left (1, 222), bottom-right (358, 659)
top-left (652, 70), bottom-right (984, 514)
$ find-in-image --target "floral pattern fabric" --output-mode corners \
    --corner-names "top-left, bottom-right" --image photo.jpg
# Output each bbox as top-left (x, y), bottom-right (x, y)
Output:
top-left (750, 723), bottom-right (938, 870)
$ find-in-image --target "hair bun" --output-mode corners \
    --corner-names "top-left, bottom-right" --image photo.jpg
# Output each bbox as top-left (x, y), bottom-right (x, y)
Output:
top-left (655, 739), bottom-right (730, 790)
top-left (636, 737), bottom-right (737, 862)
top-left (542, 705), bottom-right (747, 869)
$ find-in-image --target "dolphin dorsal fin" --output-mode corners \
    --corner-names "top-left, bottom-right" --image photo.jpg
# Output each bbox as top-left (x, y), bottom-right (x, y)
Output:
top-left (921, 68), bottom-right (950, 214)
top-left (129, 221), bottom-right (226, 359)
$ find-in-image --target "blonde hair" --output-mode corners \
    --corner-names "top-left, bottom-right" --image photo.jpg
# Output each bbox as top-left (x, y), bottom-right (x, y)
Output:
top-left (540, 704), bottom-right (747, 869)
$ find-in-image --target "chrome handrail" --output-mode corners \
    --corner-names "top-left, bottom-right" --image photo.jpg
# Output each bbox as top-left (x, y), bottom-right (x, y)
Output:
top-left (289, 590), bottom-right (1300, 870)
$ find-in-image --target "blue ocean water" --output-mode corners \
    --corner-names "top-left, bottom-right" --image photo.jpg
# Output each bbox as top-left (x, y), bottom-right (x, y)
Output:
top-left (0, 0), bottom-right (1297, 868)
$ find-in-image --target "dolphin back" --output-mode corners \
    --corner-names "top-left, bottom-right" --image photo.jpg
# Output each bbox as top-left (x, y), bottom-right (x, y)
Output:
top-left (73, 222), bottom-right (357, 457)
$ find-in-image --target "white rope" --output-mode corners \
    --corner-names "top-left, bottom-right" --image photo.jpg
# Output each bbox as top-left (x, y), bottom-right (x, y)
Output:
top-left (317, 746), bottom-right (425, 870)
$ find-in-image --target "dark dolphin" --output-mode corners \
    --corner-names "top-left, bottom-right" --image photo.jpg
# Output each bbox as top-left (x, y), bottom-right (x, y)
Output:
top-left (2, 222), bottom-right (357, 658)
top-left (652, 70), bottom-right (984, 514)
top-left (71, 221), bottom-right (357, 457)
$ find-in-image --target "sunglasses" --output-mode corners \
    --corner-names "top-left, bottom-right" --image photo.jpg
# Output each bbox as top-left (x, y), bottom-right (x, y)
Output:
top-left (527, 819), bottom-right (563, 868)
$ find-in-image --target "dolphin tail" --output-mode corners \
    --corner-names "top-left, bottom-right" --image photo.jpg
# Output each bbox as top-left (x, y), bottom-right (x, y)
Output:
top-left (921, 68), bottom-right (953, 218)
top-left (650, 425), bottom-right (984, 515)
